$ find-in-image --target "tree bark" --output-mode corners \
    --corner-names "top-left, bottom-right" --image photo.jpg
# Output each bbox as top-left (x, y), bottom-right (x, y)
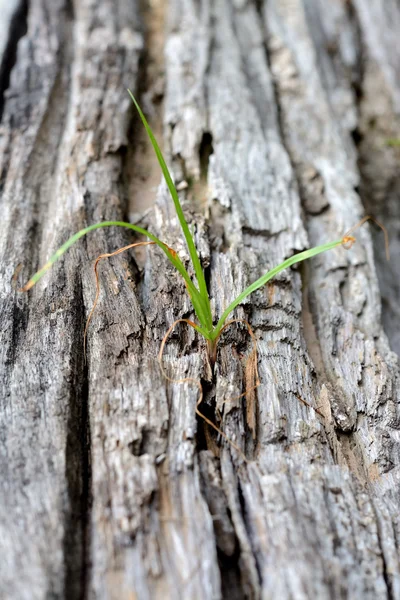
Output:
top-left (1, 0), bottom-right (400, 599)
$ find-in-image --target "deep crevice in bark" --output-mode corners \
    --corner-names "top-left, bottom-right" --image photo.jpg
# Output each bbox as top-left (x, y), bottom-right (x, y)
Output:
top-left (56, 7), bottom-right (92, 597)
top-left (198, 454), bottom-right (247, 600)
top-left (0, 0), bottom-right (28, 122)
top-left (122, 0), bottom-right (165, 221)
top-left (79, 359), bottom-right (92, 600)
top-left (63, 284), bottom-right (92, 600)
top-left (190, 130), bottom-right (214, 215)
top-left (195, 379), bottom-right (219, 454)
top-left (199, 132), bottom-right (214, 182)
top-left (218, 545), bottom-right (243, 600)
top-left (237, 476), bottom-right (262, 595)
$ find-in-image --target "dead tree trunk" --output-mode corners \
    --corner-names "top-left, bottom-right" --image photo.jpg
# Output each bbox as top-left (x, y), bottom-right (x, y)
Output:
top-left (1, 0), bottom-right (400, 598)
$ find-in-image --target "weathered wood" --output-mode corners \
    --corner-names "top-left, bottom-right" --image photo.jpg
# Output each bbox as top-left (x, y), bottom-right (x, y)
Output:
top-left (0, 0), bottom-right (399, 599)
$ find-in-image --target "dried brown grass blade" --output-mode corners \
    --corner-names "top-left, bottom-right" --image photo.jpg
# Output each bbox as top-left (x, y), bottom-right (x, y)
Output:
top-left (203, 422), bottom-right (221, 458)
top-left (215, 319), bottom-right (260, 440)
top-left (342, 215), bottom-right (390, 260)
top-left (84, 241), bottom-right (155, 360)
top-left (295, 394), bottom-right (324, 417)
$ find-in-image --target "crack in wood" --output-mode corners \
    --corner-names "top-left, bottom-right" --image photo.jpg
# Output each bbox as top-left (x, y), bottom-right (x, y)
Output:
top-left (0, 0), bottom-right (28, 122)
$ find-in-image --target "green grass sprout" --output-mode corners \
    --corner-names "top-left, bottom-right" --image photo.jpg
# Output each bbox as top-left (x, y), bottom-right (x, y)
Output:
top-left (20, 92), bottom-right (389, 454)
top-left (385, 138), bottom-right (400, 147)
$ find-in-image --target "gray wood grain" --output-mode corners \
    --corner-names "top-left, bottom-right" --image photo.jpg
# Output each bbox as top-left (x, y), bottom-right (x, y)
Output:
top-left (0, 0), bottom-right (399, 598)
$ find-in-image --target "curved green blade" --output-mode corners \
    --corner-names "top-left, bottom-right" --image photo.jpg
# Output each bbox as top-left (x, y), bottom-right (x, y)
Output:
top-left (212, 239), bottom-right (343, 339)
top-left (128, 90), bottom-right (212, 332)
top-left (21, 220), bottom-right (211, 335)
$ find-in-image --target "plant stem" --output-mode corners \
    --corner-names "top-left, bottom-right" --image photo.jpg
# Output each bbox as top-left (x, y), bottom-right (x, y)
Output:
top-left (207, 338), bottom-right (218, 366)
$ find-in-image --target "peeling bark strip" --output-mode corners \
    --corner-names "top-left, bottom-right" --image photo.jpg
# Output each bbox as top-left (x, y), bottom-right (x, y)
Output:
top-left (0, 0), bottom-right (399, 598)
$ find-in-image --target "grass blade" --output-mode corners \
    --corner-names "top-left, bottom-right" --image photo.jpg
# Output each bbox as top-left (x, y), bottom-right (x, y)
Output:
top-left (20, 220), bottom-right (211, 336)
top-left (128, 90), bottom-right (212, 331)
top-left (213, 239), bottom-right (343, 338)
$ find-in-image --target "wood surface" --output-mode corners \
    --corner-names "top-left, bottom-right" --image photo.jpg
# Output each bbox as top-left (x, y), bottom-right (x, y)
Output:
top-left (1, 0), bottom-right (399, 598)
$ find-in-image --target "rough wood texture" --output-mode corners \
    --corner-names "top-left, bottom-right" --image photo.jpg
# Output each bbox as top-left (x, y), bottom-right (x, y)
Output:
top-left (1, 0), bottom-right (399, 598)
